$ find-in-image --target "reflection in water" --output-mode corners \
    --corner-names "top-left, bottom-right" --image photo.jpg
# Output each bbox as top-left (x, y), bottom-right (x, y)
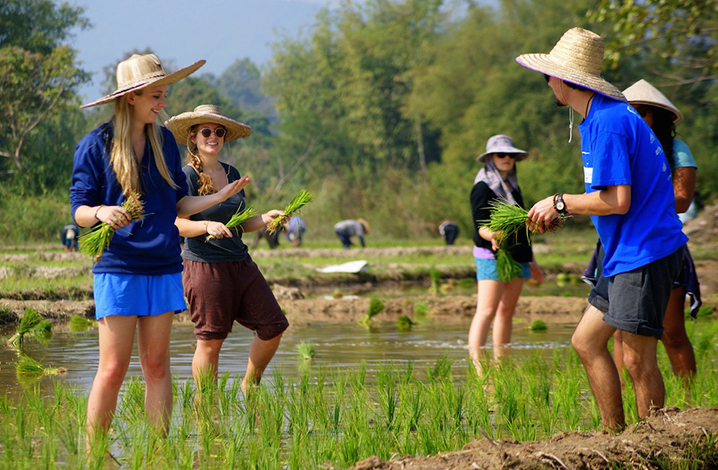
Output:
top-left (0, 321), bottom-right (576, 396)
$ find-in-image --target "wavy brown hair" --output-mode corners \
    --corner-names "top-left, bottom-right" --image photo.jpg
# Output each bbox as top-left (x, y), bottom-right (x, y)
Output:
top-left (185, 125), bottom-right (217, 195)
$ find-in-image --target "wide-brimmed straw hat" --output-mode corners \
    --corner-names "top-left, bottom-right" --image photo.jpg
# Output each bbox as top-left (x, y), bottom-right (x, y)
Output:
top-left (356, 218), bottom-right (370, 235)
top-left (623, 79), bottom-right (683, 124)
top-left (81, 54), bottom-right (205, 108)
top-left (516, 27), bottom-right (625, 102)
top-left (165, 104), bottom-right (252, 144)
top-left (477, 134), bottom-right (528, 162)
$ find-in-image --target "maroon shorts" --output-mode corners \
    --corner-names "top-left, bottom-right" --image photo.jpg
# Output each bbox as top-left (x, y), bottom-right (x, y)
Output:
top-left (183, 257), bottom-right (289, 341)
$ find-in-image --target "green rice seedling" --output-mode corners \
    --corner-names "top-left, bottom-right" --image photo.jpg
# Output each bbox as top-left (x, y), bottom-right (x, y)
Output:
top-left (7, 308), bottom-right (52, 349)
top-left (207, 204), bottom-right (257, 241)
top-left (495, 248), bottom-right (524, 282)
top-left (528, 319), bottom-right (548, 331)
top-left (428, 267), bottom-right (441, 294)
top-left (397, 315), bottom-right (415, 331)
top-left (16, 354), bottom-right (67, 377)
top-left (266, 189), bottom-right (313, 235)
top-left (79, 191), bottom-right (145, 262)
top-left (359, 297), bottom-right (385, 327)
top-left (483, 199), bottom-right (565, 241)
top-left (414, 301), bottom-right (430, 321)
top-left (296, 340), bottom-right (316, 360)
top-left (70, 314), bottom-right (96, 331)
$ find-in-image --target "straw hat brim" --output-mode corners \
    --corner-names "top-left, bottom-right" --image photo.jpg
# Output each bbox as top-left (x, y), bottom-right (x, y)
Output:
top-left (623, 79), bottom-right (683, 124)
top-left (165, 112), bottom-right (251, 144)
top-left (81, 60), bottom-right (206, 109)
top-left (516, 54), bottom-right (626, 102)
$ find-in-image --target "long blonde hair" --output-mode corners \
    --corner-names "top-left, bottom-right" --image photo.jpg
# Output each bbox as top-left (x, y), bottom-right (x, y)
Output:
top-left (185, 126), bottom-right (218, 196)
top-left (110, 91), bottom-right (177, 196)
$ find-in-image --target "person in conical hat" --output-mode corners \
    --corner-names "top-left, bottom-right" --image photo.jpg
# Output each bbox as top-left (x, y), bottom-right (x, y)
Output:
top-left (517, 28), bottom-right (688, 430)
top-left (608, 79), bottom-right (700, 383)
top-left (167, 104), bottom-right (288, 394)
top-left (71, 54), bottom-right (249, 441)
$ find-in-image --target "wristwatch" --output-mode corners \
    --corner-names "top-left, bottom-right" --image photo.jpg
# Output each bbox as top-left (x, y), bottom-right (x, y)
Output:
top-left (553, 193), bottom-right (567, 217)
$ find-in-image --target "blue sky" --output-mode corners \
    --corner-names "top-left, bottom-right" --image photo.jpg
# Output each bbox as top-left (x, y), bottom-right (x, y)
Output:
top-left (71, 0), bottom-right (353, 100)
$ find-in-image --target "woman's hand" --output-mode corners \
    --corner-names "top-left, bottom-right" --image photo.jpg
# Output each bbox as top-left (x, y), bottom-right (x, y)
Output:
top-left (261, 209), bottom-right (286, 226)
top-left (529, 261), bottom-right (543, 285)
top-left (217, 175), bottom-right (252, 202)
top-left (206, 221), bottom-right (232, 239)
top-left (97, 205), bottom-right (131, 229)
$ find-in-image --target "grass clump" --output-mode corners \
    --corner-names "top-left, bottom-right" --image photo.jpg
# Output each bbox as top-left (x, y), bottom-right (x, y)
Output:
top-left (208, 204), bottom-right (257, 241)
top-left (428, 267), bottom-right (441, 294)
top-left (397, 315), bottom-right (415, 332)
top-left (528, 319), bottom-right (548, 332)
top-left (70, 315), bottom-right (96, 332)
top-left (414, 302), bottom-right (430, 321)
top-left (359, 297), bottom-right (385, 327)
top-left (79, 191), bottom-right (145, 262)
top-left (266, 189), bottom-right (313, 235)
top-left (296, 341), bottom-right (316, 360)
top-left (7, 308), bottom-right (52, 349)
top-left (16, 354), bottom-right (67, 377)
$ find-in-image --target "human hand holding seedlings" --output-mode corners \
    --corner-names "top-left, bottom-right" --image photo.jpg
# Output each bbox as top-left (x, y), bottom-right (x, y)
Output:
top-left (526, 194), bottom-right (561, 233)
top-left (206, 221), bottom-right (232, 239)
top-left (96, 205), bottom-right (131, 229)
top-left (262, 209), bottom-right (286, 226)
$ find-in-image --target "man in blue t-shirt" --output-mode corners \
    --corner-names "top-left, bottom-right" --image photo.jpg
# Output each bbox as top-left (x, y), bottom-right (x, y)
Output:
top-left (516, 28), bottom-right (687, 430)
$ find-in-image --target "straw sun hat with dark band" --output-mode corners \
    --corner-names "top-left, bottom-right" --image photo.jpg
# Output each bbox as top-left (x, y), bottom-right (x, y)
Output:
top-left (516, 27), bottom-right (625, 102)
top-left (81, 54), bottom-right (205, 108)
top-left (623, 79), bottom-right (683, 124)
top-left (165, 105), bottom-right (252, 144)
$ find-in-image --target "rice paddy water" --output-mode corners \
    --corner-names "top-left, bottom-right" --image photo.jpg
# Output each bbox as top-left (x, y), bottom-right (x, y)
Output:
top-left (1, 318), bottom-right (718, 468)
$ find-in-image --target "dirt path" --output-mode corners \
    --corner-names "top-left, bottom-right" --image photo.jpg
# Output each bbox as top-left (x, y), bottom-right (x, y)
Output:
top-left (349, 406), bottom-right (718, 470)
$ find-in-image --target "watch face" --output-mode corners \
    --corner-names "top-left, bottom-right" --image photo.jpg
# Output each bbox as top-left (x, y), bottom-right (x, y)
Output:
top-left (556, 201), bottom-right (565, 211)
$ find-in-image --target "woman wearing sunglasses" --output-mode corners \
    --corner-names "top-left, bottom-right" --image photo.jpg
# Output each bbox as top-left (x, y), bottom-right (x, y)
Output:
top-left (469, 134), bottom-right (542, 374)
top-left (166, 105), bottom-right (289, 394)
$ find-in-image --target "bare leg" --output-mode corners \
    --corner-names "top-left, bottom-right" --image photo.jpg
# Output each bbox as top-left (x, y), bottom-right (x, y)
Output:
top-left (137, 312), bottom-right (174, 436)
top-left (572, 305), bottom-right (624, 429)
top-left (86, 315), bottom-right (138, 439)
top-left (241, 333), bottom-right (283, 394)
top-left (192, 338), bottom-right (226, 389)
top-left (468, 280), bottom-right (504, 372)
top-left (622, 331), bottom-right (664, 418)
top-left (612, 330), bottom-right (626, 385)
top-left (661, 287), bottom-right (696, 380)
top-left (492, 278), bottom-right (525, 345)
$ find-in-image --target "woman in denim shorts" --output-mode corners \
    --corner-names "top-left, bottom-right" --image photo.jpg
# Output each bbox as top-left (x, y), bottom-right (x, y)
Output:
top-left (468, 135), bottom-right (542, 373)
top-left (167, 105), bottom-right (289, 394)
top-left (71, 55), bottom-right (247, 441)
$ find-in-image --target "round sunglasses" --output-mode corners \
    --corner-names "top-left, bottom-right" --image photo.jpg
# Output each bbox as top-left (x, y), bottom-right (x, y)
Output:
top-left (199, 127), bottom-right (226, 138)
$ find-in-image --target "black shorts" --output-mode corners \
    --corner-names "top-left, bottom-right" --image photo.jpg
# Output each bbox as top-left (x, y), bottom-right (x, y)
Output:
top-left (183, 257), bottom-right (289, 341)
top-left (588, 245), bottom-right (685, 338)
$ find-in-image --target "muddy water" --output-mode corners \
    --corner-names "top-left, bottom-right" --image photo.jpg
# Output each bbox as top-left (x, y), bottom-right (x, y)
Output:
top-left (0, 320), bottom-right (577, 396)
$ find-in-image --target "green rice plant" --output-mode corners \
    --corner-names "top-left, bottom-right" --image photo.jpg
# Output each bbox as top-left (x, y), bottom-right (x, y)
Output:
top-left (69, 315), bottom-right (96, 331)
top-left (16, 354), bottom-right (66, 377)
top-left (428, 267), bottom-right (441, 294)
top-left (359, 297), bottom-right (385, 327)
top-left (528, 319), bottom-right (548, 331)
top-left (495, 247), bottom-right (524, 282)
top-left (7, 308), bottom-right (52, 349)
top-left (296, 340), bottom-right (316, 360)
top-left (79, 191), bottom-right (145, 262)
top-left (207, 204), bottom-right (257, 241)
top-left (397, 315), bottom-right (415, 331)
top-left (414, 301), bottom-right (430, 320)
top-left (266, 189), bottom-right (313, 235)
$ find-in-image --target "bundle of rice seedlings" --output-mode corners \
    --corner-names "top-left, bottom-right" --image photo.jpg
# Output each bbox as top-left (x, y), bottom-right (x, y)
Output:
top-left (414, 302), bottom-right (430, 321)
top-left (397, 315), bottom-right (415, 332)
top-left (428, 267), bottom-right (441, 295)
top-left (296, 341), bottom-right (315, 360)
top-left (7, 308), bottom-right (52, 349)
top-left (70, 315), bottom-right (96, 332)
top-left (528, 319), bottom-right (548, 331)
top-left (79, 191), bottom-right (145, 262)
top-left (206, 205), bottom-right (257, 241)
top-left (16, 354), bottom-right (67, 377)
top-left (359, 297), bottom-right (385, 327)
top-left (266, 189), bottom-right (313, 235)
top-left (495, 248), bottom-right (524, 282)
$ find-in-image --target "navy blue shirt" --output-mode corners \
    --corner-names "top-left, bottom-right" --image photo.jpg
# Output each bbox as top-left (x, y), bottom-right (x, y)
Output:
top-left (70, 122), bottom-right (189, 274)
top-left (182, 163), bottom-right (249, 263)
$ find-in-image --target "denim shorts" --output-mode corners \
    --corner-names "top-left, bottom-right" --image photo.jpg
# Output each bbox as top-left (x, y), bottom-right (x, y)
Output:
top-left (475, 256), bottom-right (531, 281)
top-left (94, 272), bottom-right (186, 320)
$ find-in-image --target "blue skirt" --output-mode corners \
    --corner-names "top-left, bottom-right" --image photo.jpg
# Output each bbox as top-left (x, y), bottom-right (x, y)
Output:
top-left (94, 272), bottom-right (186, 320)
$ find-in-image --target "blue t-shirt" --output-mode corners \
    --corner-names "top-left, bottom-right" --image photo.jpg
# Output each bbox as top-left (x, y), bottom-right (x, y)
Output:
top-left (182, 163), bottom-right (249, 263)
top-left (672, 140), bottom-right (697, 170)
top-left (70, 122), bottom-right (189, 274)
top-left (578, 94), bottom-right (687, 276)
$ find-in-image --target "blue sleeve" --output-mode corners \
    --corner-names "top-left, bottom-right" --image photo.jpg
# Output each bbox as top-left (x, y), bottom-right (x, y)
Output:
top-left (672, 140), bottom-right (697, 169)
top-left (70, 131), bottom-right (106, 222)
top-left (590, 131), bottom-right (632, 190)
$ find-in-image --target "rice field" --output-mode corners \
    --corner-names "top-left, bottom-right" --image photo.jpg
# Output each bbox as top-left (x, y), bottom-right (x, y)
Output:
top-left (2, 319), bottom-right (718, 469)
